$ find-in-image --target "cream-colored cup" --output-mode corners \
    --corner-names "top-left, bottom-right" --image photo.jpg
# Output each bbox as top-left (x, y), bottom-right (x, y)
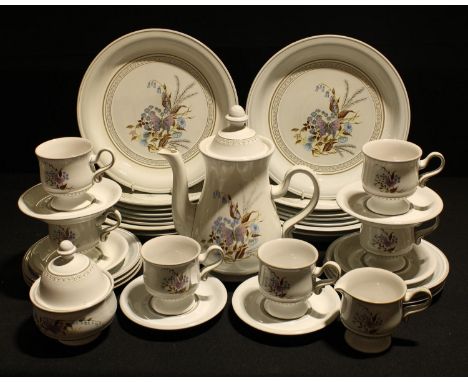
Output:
top-left (141, 236), bottom-right (223, 316)
top-left (362, 139), bottom-right (444, 215)
top-left (335, 267), bottom-right (432, 353)
top-left (47, 208), bottom-right (121, 253)
top-left (36, 137), bottom-right (115, 211)
top-left (258, 238), bottom-right (341, 320)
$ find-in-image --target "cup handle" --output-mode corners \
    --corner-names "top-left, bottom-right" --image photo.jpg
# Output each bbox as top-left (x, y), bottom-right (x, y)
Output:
top-left (402, 287), bottom-right (432, 320)
top-left (198, 245), bottom-right (224, 281)
top-left (99, 208), bottom-right (121, 242)
top-left (90, 149), bottom-right (115, 183)
top-left (414, 216), bottom-right (440, 245)
top-left (418, 152), bottom-right (445, 187)
top-left (312, 261), bottom-right (341, 295)
top-left (271, 165), bottom-right (320, 238)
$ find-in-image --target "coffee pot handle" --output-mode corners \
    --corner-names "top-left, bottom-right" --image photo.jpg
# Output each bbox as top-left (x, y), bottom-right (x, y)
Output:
top-left (402, 287), bottom-right (432, 320)
top-left (271, 165), bottom-right (320, 238)
top-left (418, 152), bottom-right (445, 187)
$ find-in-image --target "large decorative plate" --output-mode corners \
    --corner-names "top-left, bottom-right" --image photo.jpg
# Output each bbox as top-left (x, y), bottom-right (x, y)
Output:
top-left (78, 29), bottom-right (237, 193)
top-left (247, 35), bottom-right (410, 199)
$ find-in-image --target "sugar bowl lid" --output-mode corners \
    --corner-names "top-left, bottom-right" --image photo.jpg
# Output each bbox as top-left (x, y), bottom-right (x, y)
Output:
top-left (30, 240), bottom-right (114, 312)
top-left (199, 105), bottom-right (274, 161)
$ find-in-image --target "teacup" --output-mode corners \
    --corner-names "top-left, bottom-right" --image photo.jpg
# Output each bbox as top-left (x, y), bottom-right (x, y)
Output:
top-left (257, 238), bottom-right (341, 320)
top-left (141, 236), bottom-right (223, 315)
top-left (47, 208), bottom-right (122, 253)
top-left (335, 267), bottom-right (432, 353)
top-left (362, 139), bottom-right (445, 215)
top-left (36, 137), bottom-right (115, 211)
top-left (359, 217), bottom-right (439, 271)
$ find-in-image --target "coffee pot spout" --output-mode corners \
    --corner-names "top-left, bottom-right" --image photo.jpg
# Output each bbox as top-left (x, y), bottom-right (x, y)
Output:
top-left (158, 148), bottom-right (197, 237)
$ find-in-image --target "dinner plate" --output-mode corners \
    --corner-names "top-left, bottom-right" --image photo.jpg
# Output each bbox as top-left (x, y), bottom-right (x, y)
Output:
top-left (78, 29), bottom-right (237, 193)
top-left (247, 35), bottom-right (410, 200)
top-left (119, 190), bottom-right (201, 208)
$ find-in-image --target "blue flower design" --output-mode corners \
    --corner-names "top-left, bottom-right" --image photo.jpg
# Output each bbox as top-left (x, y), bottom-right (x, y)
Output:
top-left (338, 136), bottom-right (348, 143)
top-left (177, 117), bottom-right (186, 128)
top-left (345, 122), bottom-right (353, 133)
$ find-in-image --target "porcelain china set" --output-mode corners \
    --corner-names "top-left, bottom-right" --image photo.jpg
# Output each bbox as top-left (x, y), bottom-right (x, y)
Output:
top-left (18, 137), bottom-right (143, 290)
top-left (18, 29), bottom-right (450, 353)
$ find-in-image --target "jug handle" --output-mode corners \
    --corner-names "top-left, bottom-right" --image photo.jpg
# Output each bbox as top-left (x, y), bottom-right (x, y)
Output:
top-left (271, 165), bottom-right (320, 238)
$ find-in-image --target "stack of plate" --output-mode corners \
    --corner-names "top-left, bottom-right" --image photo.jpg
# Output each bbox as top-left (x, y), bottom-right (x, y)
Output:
top-left (247, 35), bottom-right (411, 239)
top-left (22, 228), bottom-right (142, 289)
top-left (276, 193), bottom-right (361, 240)
top-left (77, 29), bottom-right (237, 241)
top-left (106, 183), bottom-right (202, 238)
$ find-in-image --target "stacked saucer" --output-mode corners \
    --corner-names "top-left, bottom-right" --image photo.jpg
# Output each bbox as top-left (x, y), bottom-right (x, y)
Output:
top-left (19, 178), bottom-right (143, 288)
top-left (276, 193), bottom-right (360, 240)
top-left (327, 180), bottom-right (448, 300)
top-left (105, 183), bottom-right (202, 238)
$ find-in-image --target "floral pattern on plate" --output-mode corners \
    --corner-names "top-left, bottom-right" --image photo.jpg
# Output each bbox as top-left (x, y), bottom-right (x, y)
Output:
top-left (291, 81), bottom-right (367, 157)
top-left (127, 75), bottom-right (197, 152)
top-left (374, 166), bottom-right (400, 193)
top-left (371, 228), bottom-right (398, 253)
top-left (161, 269), bottom-right (190, 294)
top-left (201, 191), bottom-right (261, 263)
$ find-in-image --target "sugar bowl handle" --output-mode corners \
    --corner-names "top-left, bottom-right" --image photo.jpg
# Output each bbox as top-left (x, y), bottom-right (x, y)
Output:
top-left (271, 165), bottom-right (320, 238)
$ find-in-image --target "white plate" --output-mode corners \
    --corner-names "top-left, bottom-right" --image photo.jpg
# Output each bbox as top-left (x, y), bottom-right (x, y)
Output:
top-left (247, 35), bottom-right (410, 200)
top-left (22, 228), bottom-right (141, 288)
top-left (325, 235), bottom-right (449, 294)
top-left (336, 181), bottom-right (444, 226)
top-left (18, 178), bottom-right (122, 222)
top-left (119, 275), bottom-right (227, 330)
top-left (332, 232), bottom-right (437, 286)
top-left (276, 195), bottom-right (341, 211)
top-left (108, 218), bottom-right (175, 232)
top-left (232, 276), bottom-right (340, 335)
top-left (78, 29), bottom-right (237, 193)
top-left (119, 190), bottom-right (201, 208)
top-left (114, 260), bottom-right (143, 289)
top-left (121, 217), bottom-right (174, 226)
top-left (294, 221), bottom-right (361, 233)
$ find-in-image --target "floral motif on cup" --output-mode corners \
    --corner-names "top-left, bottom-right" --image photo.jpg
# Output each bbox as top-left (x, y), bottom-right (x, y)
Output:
top-left (127, 75), bottom-right (196, 152)
top-left (161, 269), bottom-right (190, 294)
top-left (352, 305), bottom-right (383, 335)
top-left (201, 191), bottom-right (262, 263)
top-left (33, 311), bottom-right (101, 336)
top-left (44, 163), bottom-right (71, 190)
top-left (50, 226), bottom-right (77, 243)
top-left (265, 269), bottom-right (290, 298)
top-left (371, 229), bottom-right (398, 253)
top-left (291, 81), bottom-right (367, 157)
top-left (374, 166), bottom-right (400, 193)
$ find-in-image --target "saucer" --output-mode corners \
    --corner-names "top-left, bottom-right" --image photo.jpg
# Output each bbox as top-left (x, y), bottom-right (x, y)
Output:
top-left (119, 275), bottom-right (227, 330)
top-left (336, 181), bottom-right (443, 226)
top-left (18, 178), bottom-right (122, 223)
top-left (332, 232), bottom-right (436, 286)
top-left (22, 228), bottom-right (142, 288)
top-left (232, 276), bottom-right (340, 335)
top-left (325, 235), bottom-right (449, 296)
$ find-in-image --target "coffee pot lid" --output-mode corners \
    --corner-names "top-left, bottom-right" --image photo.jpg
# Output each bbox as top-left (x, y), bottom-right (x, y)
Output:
top-left (200, 105), bottom-right (272, 161)
top-left (30, 240), bottom-right (113, 312)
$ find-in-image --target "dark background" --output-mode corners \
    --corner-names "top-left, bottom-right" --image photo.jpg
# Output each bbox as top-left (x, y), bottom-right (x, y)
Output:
top-left (1, 5), bottom-right (467, 176)
top-left (1, 5), bottom-right (468, 377)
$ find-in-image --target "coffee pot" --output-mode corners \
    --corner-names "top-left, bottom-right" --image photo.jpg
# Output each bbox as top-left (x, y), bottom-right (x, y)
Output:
top-left (159, 105), bottom-right (320, 276)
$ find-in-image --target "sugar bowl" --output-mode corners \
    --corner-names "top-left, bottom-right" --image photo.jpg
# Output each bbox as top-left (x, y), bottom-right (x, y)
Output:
top-left (29, 240), bottom-right (117, 346)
